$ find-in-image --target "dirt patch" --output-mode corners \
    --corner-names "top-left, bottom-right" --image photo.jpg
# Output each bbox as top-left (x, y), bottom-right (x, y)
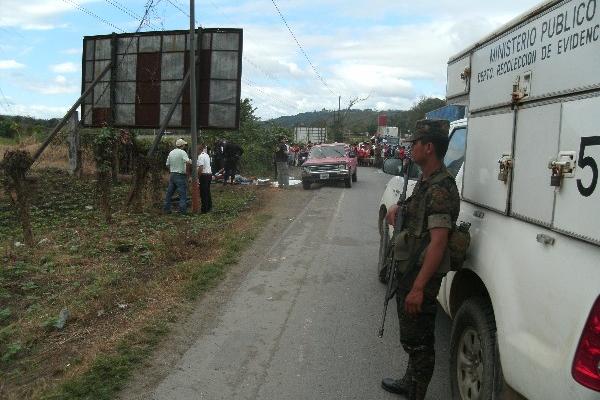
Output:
top-left (117, 186), bottom-right (315, 399)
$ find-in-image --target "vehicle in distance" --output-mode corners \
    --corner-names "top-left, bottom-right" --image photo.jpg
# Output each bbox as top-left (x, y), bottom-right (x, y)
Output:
top-left (301, 143), bottom-right (357, 190)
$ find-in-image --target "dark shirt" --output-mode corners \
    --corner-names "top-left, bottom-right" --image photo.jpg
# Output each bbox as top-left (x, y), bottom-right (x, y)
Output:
top-left (224, 143), bottom-right (243, 160)
top-left (274, 143), bottom-right (288, 162)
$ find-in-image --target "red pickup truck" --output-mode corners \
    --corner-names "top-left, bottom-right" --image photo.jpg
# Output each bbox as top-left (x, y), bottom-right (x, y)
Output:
top-left (301, 143), bottom-right (358, 190)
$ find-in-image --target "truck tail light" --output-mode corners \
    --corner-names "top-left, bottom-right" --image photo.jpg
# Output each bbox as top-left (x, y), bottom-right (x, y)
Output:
top-left (572, 295), bottom-right (600, 391)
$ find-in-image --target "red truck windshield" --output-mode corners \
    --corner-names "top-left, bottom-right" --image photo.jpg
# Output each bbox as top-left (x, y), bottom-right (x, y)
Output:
top-left (309, 146), bottom-right (346, 159)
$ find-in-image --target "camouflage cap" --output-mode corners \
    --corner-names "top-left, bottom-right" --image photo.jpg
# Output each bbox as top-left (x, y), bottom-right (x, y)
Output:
top-left (404, 119), bottom-right (450, 142)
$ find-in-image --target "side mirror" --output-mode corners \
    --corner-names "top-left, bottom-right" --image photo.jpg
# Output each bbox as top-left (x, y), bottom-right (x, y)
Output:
top-left (382, 158), bottom-right (404, 176)
top-left (349, 151), bottom-right (356, 158)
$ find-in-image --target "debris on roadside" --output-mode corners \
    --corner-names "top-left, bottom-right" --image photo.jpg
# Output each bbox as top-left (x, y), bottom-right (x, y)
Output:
top-left (54, 308), bottom-right (70, 330)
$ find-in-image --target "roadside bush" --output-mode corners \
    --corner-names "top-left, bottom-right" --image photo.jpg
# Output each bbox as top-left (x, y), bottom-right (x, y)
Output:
top-left (0, 118), bottom-right (19, 139)
top-left (0, 150), bottom-right (34, 245)
top-left (92, 127), bottom-right (117, 223)
top-left (126, 136), bottom-right (170, 211)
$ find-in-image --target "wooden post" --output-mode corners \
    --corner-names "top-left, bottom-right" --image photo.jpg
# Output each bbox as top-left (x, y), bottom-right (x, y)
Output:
top-left (189, 3), bottom-right (200, 213)
top-left (67, 111), bottom-right (81, 177)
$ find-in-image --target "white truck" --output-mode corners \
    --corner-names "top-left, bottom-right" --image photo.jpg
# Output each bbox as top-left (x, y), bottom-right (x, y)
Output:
top-left (378, 1), bottom-right (600, 399)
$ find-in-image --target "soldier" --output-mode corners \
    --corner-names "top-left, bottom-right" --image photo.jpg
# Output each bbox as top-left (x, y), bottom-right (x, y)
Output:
top-left (381, 119), bottom-right (460, 400)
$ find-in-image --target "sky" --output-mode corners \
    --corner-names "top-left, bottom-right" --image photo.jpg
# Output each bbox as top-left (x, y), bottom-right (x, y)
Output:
top-left (0, 0), bottom-right (543, 121)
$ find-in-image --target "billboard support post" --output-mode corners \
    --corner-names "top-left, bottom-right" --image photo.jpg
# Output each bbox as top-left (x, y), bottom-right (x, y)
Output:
top-left (147, 70), bottom-right (191, 157)
top-left (31, 62), bottom-right (111, 166)
top-left (127, 69), bottom-right (192, 207)
top-left (189, 0), bottom-right (200, 213)
top-left (67, 111), bottom-right (81, 177)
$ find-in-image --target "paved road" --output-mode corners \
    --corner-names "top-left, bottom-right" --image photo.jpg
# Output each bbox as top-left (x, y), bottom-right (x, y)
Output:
top-left (134, 167), bottom-right (452, 400)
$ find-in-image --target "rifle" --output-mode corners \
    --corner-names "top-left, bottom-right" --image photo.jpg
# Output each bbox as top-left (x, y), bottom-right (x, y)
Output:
top-left (378, 159), bottom-right (412, 338)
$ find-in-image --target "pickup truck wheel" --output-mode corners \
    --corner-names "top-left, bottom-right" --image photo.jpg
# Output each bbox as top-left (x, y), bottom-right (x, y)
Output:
top-left (302, 180), bottom-right (311, 190)
top-left (377, 221), bottom-right (390, 283)
top-left (344, 176), bottom-right (352, 188)
top-left (352, 170), bottom-right (357, 182)
top-left (450, 297), bottom-right (500, 400)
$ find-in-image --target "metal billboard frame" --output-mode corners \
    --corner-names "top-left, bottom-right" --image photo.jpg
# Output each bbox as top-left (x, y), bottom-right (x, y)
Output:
top-left (80, 28), bottom-right (243, 130)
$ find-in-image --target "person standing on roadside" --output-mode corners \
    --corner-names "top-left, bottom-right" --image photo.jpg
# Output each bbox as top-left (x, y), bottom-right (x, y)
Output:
top-left (274, 137), bottom-right (289, 188)
top-left (213, 139), bottom-right (224, 173)
top-left (164, 138), bottom-right (192, 214)
top-left (197, 143), bottom-right (212, 213)
top-left (381, 120), bottom-right (459, 400)
top-left (223, 140), bottom-right (243, 185)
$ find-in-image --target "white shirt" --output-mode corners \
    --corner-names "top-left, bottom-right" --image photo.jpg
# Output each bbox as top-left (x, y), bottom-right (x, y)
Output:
top-left (197, 151), bottom-right (212, 174)
top-left (166, 148), bottom-right (190, 174)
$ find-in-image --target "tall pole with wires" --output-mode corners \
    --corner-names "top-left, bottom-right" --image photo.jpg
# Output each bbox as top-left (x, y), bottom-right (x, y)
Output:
top-left (189, 0), bottom-right (200, 213)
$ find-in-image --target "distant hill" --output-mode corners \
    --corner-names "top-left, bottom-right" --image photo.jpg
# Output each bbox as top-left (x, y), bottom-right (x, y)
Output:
top-left (267, 97), bottom-right (446, 135)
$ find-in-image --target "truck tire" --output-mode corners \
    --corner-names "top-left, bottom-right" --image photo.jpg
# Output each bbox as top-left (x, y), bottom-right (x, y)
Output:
top-left (344, 176), bottom-right (352, 188)
top-left (302, 180), bottom-right (311, 190)
top-left (450, 297), bottom-right (501, 400)
top-left (352, 169), bottom-right (357, 182)
top-left (377, 220), bottom-right (390, 283)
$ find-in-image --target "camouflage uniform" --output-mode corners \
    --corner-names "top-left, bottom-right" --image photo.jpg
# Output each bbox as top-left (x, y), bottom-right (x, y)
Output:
top-left (393, 120), bottom-right (460, 399)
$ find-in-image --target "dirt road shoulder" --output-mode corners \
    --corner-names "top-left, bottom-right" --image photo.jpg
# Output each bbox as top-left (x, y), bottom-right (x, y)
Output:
top-left (118, 186), bottom-right (314, 399)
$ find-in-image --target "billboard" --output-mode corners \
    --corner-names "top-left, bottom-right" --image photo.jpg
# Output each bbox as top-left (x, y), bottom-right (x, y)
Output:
top-left (81, 28), bottom-right (243, 130)
top-left (294, 127), bottom-right (327, 143)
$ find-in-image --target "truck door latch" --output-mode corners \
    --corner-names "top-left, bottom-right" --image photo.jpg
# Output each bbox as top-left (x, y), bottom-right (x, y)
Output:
top-left (547, 151), bottom-right (577, 188)
top-left (497, 154), bottom-right (513, 182)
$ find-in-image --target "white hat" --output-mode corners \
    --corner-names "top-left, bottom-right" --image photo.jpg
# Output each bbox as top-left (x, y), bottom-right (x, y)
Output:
top-left (175, 138), bottom-right (187, 147)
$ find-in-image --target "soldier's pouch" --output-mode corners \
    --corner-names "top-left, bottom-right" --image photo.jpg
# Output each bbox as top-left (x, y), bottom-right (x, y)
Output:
top-left (447, 222), bottom-right (472, 271)
top-left (392, 230), bottom-right (412, 274)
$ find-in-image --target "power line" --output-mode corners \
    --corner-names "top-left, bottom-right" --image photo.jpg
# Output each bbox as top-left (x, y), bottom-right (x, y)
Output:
top-left (77, 0), bottom-right (160, 125)
top-left (103, 0), bottom-right (161, 30)
top-left (205, 0), bottom-right (298, 103)
top-left (269, 0), bottom-right (336, 96)
top-left (242, 78), bottom-right (298, 111)
top-left (61, 0), bottom-right (126, 33)
top-left (0, 85), bottom-right (12, 112)
top-left (164, 0), bottom-right (199, 26)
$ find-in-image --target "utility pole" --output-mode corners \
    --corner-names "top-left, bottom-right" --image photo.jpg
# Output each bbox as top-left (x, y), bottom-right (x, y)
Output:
top-left (189, 0), bottom-right (200, 213)
top-left (337, 95), bottom-right (341, 142)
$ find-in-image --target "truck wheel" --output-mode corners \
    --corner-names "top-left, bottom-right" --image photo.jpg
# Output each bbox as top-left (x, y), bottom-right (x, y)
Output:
top-left (377, 220), bottom-right (390, 283)
top-left (302, 180), bottom-right (311, 190)
top-left (352, 170), bottom-right (357, 182)
top-left (344, 177), bottom-right (352, 188)
top-left (450, 297), bottom-right (501, 400)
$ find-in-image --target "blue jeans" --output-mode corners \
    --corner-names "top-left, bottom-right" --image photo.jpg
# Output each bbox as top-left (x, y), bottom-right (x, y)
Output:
top-left (164, 173), bottom-right (188, 213)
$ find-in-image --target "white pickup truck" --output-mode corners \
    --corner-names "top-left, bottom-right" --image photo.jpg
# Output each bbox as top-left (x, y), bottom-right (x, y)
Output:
top-left (378, 1), bottom-right (600, 399)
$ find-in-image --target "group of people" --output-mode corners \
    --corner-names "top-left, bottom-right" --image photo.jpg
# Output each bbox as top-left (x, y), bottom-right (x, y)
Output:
top-left (211, 139), bottom-right (244, 185)
top-left (352, 140), bottom-right (407, 168)
top-left (163, 137), bottom-right (243, 214)
top-left (281, 140), bottom-right (315, 167)
top-left (162, 119), bottom-right (460, 400)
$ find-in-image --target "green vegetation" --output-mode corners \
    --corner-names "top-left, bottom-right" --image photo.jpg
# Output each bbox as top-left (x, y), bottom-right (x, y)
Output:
top-left (0, 115), bottom-right (55, 141)
top-left (270, 97), bottom-right (446, 136)
top-left (0, 168), bottom-right (271, 399)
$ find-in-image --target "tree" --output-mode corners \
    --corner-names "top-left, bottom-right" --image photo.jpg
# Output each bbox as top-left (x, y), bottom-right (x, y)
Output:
top-left (397, 97), bottom-right (446, 134)
top-left (333, 96), bottom-right (370, 142)
top-left (0, 118), bottom-right (20, 139)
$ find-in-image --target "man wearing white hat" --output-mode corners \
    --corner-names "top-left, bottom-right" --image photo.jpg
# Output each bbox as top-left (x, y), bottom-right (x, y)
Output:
top-left (164, 138), bottom-right (192, 214)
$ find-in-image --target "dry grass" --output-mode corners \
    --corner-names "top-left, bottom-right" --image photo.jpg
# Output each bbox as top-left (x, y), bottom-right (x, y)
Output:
top-left (0, 166), bottom-right (272, 399)
top-left (0, 140), bottom-right (95, 176)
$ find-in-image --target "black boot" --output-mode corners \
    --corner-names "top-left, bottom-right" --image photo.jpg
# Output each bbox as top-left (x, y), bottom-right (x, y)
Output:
top-left (381, 359), bottom-right (413, 395)
top-left (381, 377), bottom-right (410, 395)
